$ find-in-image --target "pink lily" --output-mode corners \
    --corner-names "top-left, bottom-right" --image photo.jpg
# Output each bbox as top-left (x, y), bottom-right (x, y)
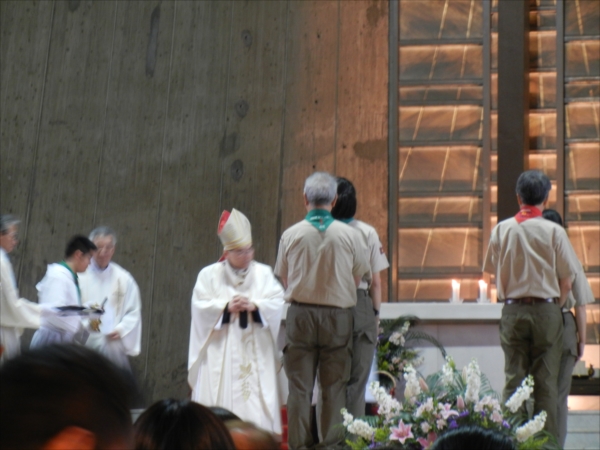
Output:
top-left (389, 419), bottom-right (414, 444)
top-left (438, 403), bottom-right (459, 420)
top-left (456, 395), bottom-right (465, 411)
top-left (416, 431), bottom-right (438, 450)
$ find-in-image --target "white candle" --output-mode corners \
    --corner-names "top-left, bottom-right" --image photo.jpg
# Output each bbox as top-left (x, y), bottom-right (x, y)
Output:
top-left (451, 279), bottom-right (460, 303)
top-left (490, 287), bottom-right (497, 304)
top-left (478, 280), bottom-right (488, 303)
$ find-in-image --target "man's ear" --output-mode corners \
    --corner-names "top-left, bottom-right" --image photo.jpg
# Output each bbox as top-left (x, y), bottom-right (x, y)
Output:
top-left (303, 193), bottom-right (309, 208)
top-left (42, 426), bottom-right (96, 450)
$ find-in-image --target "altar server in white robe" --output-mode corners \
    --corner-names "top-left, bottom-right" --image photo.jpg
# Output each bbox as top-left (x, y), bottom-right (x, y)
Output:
top-left (79, 226), bottom-right (142, 370)
top-left (0, 215), bottom-right (41, 363)
top-left (30, 235), bottom-right (97, 348)
top-left (188, 209), bottom-right (285, 435)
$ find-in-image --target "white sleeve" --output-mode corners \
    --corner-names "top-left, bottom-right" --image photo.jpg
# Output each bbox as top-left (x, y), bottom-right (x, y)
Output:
top-left (188, 266), bottom-right (229, 386)
top-left (114, 274), bottom-right (143, 356)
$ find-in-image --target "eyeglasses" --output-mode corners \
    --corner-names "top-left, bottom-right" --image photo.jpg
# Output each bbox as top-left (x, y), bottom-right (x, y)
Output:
top-left (230, 247), bottom-right (254, 256)
top-left (2, 232), bottom-right (18, 241)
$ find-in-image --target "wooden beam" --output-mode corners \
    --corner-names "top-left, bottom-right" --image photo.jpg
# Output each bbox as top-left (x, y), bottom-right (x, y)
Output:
top-left (497, 0), bottom-right (529, 219)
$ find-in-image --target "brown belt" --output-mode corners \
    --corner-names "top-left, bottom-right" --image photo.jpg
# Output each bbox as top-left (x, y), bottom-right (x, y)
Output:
top-left (290, 300), bottom-right (341, 309)
top-left (505, 297), bottom-right (555, 305)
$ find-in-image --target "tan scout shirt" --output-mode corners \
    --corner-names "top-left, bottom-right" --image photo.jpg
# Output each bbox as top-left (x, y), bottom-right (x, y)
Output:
top-left (348, 220), bottom-right (389, 290)
top-left (483, 216), bottom-right (580, 301)
top-left (274, 219), bottom-right (370, 308)
top-left (564, 270), bottom-right (595, 310)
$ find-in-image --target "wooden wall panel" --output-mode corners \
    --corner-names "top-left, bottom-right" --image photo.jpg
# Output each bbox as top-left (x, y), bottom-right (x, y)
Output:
top-left (0, 0), bottom-right (53, 279)
top-left (280, 1), bottom-right (340, 231)
top-left (17, 0), bottom-right (116, 302)
top-left (0, 0), bottom-right (390, 403)
top-left (89, 1), bottom-right (175, 403)
top-left (218, 1), bottom-right (288, 266)
top-left (336, 0), bottom-right (389, 299)
top-left (147, 1), bottom-right (233, 401)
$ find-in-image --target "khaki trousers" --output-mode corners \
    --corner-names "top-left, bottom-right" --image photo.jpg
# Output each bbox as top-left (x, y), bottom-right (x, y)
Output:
top-left (557, 311), bottom-right (578, 448)
top-left (346, 289), bottom-right (377, 418)
top-left (284, 303), bottom-right (353, 450)
top-left (500, 302), bottom-right (563, 440)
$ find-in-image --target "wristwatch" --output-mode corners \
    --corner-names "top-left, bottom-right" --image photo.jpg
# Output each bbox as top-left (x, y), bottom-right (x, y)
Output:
top-left (373, 308), bottom-right (379, 316)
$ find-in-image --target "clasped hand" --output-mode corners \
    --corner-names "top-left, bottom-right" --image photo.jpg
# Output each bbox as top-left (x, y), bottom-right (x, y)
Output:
top-left (227, 295), bottom-right (256, 313)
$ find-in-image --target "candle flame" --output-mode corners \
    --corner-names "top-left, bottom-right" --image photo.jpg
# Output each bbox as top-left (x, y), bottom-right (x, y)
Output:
top-left (479, 280), bottom-right (487, 289)
top-left (452, 279), bottom-right (460, 288)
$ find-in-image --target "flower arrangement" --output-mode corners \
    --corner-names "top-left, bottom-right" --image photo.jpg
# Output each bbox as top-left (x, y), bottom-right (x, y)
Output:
top-left (342, 356), bottom-right (551, 450)
top-left (376, 316), bottom-right (446, 384)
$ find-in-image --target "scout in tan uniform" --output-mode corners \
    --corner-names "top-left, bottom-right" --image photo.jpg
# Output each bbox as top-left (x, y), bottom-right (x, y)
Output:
top-left (275, 172), bottom-right (370, 450)
top-left (483, 170), bottom-right (580, 440)
top-left (330, 177), bottom-right (389, 418)
top-left (542, 209), bottom-right (595, 448)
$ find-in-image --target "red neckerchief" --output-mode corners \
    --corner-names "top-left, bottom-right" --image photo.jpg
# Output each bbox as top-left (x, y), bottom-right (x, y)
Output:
top-left (514, 205), bottom-right (543, 224)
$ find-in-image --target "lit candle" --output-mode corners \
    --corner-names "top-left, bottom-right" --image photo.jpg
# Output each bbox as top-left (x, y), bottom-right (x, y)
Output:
top-left (478, 280), bottom-right (488, 303)
top-left (490, 287), bottom-right (497, 304)
top-left (451, 279), bottom-right (460, 303)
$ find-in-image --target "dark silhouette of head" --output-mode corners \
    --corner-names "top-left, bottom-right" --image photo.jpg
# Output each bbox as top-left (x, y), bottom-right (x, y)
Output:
top-left (542, 208), bottom-right (563, 227)
top-left (430, 426), bottom-right (516, 450)
top-left (134, 399), bottom-right (235, 450)
top-left (0, 344), bottom-right (134, 450)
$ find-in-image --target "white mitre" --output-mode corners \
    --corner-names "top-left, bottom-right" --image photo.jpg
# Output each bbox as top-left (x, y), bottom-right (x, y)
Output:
top-left (218, 208), bottom-right (252, 251)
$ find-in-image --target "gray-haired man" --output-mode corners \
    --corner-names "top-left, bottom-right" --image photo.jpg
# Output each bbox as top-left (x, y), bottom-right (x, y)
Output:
top-left (275, 172), bottom-right (370, 449)
top-left (79, 227), bottom-right (142, 370)
top-left (0, 215), bottom-right (41, 363)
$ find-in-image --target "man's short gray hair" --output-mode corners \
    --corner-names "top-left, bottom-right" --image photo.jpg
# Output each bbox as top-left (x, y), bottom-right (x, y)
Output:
top-left (1, 215), bottom-right (20, 234)
top-left (89, 226), bottom-right (117, 245)
top-left (304, 172), bottom-right (337, 206)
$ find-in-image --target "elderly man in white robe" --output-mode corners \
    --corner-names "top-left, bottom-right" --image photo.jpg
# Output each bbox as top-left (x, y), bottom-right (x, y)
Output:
top-left (0, 215), bottom-right (41, 363)
top-left (188, 209), bottom-right (285, 435)
top-left (79, 226), bottom-right (142, 371)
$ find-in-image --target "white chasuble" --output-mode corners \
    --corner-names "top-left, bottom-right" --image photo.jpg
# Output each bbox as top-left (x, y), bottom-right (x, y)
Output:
top-left (79, 260), bottom-right (142, 369)
top-left (1, 249), bottom-right (40, 362)
top-left (188, 260), bottom-right (285, 434)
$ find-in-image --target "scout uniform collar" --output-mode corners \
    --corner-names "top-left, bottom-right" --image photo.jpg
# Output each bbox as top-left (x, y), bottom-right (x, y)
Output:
top-left (514, 205), bottom-right (543, 224)
top-left (305, 209), bottom-right (335, 231)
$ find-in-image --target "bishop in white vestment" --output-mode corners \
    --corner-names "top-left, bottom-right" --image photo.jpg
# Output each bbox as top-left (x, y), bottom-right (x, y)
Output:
top-left (188, 209), bottom-right (285, 435)
top-left (79, 227), bottom-right (142, 370)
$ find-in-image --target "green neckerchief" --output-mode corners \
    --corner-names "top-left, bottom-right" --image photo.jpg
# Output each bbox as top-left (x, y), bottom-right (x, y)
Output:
top-left (305, 209), bottom-right (335, 232)
top-left (59, 261), bottom-right (81, 305)
top-left (339, 217), bottom-right (354, 224)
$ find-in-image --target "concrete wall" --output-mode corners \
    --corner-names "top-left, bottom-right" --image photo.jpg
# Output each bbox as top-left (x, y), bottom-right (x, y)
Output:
top-left (0, 0), bottom-right (389, 404)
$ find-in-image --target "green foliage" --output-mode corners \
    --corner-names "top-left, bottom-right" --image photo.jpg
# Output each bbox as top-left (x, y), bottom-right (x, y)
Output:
top-left (376, 316), bottom-right (446, 379)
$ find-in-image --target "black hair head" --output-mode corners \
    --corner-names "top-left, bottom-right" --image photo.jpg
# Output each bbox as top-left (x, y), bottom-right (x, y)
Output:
top-left (430, 425), bottom-right (516, 450)
top-left (542, 208), bottom-right (563, 227)
top-left (331, 177), bottom-right (357, 220)
top-left (516, 170), bottom-right (551, 206)
top-left (0, 344), bottom-right (134, 449)
top-left (134, 399), bottom-right (236, 450)
top-left (65, 235), bottom-right (97, 258)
